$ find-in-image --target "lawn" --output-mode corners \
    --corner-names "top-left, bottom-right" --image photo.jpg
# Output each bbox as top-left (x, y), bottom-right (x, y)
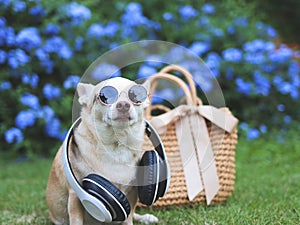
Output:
top-left (0, 135), bottom-right (299, 225)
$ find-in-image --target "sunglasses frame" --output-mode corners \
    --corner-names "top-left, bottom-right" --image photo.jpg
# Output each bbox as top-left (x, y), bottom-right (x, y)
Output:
top-left (96, 85), bottom-right (148, 106)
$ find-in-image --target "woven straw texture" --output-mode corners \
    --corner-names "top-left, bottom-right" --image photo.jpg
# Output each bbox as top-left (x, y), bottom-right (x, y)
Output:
top-left (138, 65), bottom-right (238, 208)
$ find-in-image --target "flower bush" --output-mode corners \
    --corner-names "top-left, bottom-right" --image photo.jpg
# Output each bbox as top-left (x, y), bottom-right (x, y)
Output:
top-left (0, 0), bottom-right (299, 155)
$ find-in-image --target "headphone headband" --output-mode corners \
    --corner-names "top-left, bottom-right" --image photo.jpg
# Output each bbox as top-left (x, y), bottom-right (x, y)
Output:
top-left (62, 117), bottom-right (169, 222)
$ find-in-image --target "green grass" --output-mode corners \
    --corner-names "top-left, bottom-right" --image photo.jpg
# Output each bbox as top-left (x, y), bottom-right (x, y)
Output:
top-left (1, 135), bottom-right (300, 225)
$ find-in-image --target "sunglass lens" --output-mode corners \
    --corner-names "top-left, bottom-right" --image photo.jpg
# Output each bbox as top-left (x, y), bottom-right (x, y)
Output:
top-left (128, 85), bottom-right (147, 104)
top-left (99, 86), bottom-right (118, 104)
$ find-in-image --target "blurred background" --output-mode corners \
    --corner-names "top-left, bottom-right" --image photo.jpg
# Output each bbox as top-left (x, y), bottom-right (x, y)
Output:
top-left (0, 0), bottom-right (299, 158)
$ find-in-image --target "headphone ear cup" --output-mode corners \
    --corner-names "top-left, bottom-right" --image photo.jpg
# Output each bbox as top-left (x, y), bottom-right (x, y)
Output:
top-left (82, 174), bottom-right (131, 221)
top-left (138, 150), bottom-right (159, 206)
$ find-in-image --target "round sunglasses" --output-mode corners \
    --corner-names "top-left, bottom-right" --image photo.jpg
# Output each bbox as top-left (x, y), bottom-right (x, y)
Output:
top-left (98, 85), bottom-right (148, 105)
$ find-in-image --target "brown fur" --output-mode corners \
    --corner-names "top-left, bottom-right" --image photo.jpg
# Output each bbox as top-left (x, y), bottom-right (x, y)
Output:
top-left (46, 78), bottom-right (158, 225)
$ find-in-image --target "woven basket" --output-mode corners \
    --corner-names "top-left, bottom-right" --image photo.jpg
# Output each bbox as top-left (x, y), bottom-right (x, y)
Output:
top-left (138, 65), bottom-right (238, 208)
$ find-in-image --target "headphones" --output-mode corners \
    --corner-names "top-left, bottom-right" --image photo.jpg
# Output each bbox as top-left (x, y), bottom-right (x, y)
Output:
top-left (62, 117), bottom-right (170, 222)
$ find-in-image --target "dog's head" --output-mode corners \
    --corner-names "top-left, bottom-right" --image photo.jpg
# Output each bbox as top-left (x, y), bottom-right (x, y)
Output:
top-left (77, 77), bottom-right (150, 129)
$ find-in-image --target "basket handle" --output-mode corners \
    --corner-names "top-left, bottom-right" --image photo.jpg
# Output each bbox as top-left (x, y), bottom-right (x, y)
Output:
top-left (145, 72), bottom-right (194, 118)
top-left (159, 65), bottom-right (198, 105)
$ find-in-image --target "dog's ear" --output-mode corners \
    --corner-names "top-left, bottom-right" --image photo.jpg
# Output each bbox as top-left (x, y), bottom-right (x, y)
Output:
top-left (77, 83), bottom-right (95, 106)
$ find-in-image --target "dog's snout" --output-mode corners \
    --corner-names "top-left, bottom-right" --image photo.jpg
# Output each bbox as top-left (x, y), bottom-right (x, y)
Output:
top-left (116, 101), bottom-right (130, 112)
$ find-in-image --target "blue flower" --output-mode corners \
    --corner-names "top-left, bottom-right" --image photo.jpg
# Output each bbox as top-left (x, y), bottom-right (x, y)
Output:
top-left (243, 39), bottom-right (270, 53)
top-left (121, 3), bottom-right (147, 27)
top-left (178, 5), bottom-right (198, 21)
top-left (244, 52), bottom-right (265, 65)
top-left (222, 48), bottom-right (243, 63)
top-left (236, 78), bottom-right (252, 95)
top-left (189, 42), bottom-right (210, 56)
top-left (253, 71), bottom-right (270, 96)
top-left (0, 50), bottom-right (6, 64)
top-left (0, 16), bottom-right (6, 27)
top-left (44, 36), bottom-right (73, 59)
top-left (233, 17), bottom-right (248, 27)
top-left (152, 88), bottom-right (176, 104)
top-left (137, 65), bottom-right (157, 79)
top-left (38, 105), bottom-right (55, 123)
top-left (20, 93), bottom-right (40, 109)
top-left (205, 52), bottom-right (221, 77)
top-left (202, 3), bottom-right (215, 14)
top-left (8, 49), bottom-right (30, 69)
top-left (43, 84), bottom-right (61, 100)
top-left (104, 22), bottom-right (119, 37)
top-left (22, 73), bottom-right (39, 88)
top-left (44, 23), bottom-right (60, 36)
top-left (15, 110), bottom-right (36, 130)
top-left (64, 75), bottom-right (80, 89)
top-left (284, 115), bottom-right (291, 124)
top-left (16, 27), bottom-right (42, 51)
top-left (74, 37), bottom-right (84, 51)
top-left (4, 27), bottom-right (15, 47)
top-left (269, 46), bottom-right (293, 63)
top-left (247, 128), bottom-right (260, 140)
top-left (45, 117), bottom-right (64, 140)
top-left (4, 127), bottom-right (23, 144)
top-left (29, 5), bottom-right (46, 17)
top-left (13, 1), bottom-right (26, 12)
top-left (0, 81), bottom-right (11, 90)
top-left (87, 24), bottom-right (104, 38)
top-left (266, 25), bottom-right (277, 38)
top-left (64, 2), bottom-right (91, 25)
top-left (0, 0), bottom-right (10, 8)
top-left (35, 48), bottom-right (49, 61)
top-left (145, 55), bottom-right (164, 67)
top-left (163, 12), bottom-right (173, 21)
top-left (259, 124), bottom-right (267, 133)
top-left (91, 63), bottom-right (121, 81)
top-left (277, 104), bottom-right (285, 112)
top-left (239, 122), bottom-right (248, 131)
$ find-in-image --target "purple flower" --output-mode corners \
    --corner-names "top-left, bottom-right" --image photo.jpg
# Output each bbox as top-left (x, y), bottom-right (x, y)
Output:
top-left (64, 75), bottom-right (80, 89)
top-left (15, 110), bottom-right (36, 129)
top-left (16, 27), bottom-right (42, 51)
top-left (20, 93), bottom-right (40, 109)
top-left (5, 127), bottom-right (23, 144)
top-left (43, 84), bottom-right (61, 100)
top-left (222, 48), bottom-right (243, 63)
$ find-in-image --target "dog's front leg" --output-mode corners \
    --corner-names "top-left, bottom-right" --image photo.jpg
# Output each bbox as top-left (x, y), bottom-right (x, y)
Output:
top-left (68, 189), bottom-right (84, 225)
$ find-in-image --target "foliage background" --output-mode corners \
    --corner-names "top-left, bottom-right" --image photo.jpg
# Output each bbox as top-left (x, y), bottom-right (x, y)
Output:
top-left (0, 0), bottom-right (299, 156)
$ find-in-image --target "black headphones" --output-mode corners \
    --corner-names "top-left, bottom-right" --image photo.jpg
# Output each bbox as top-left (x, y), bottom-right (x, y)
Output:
top-left (62, 118), bottom-right (170, 222)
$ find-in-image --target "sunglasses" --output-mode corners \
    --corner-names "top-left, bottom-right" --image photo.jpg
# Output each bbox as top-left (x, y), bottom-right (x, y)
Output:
top-left (97, 85), bottom-right (148, 105)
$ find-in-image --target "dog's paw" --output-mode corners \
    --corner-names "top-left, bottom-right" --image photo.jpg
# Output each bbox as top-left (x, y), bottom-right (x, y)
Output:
top-left (133, 213), bottom-right (159, 224)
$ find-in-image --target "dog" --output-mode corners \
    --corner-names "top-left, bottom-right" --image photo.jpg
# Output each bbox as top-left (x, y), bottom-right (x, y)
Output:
top-left (46, 77), bottom-right (159, 225)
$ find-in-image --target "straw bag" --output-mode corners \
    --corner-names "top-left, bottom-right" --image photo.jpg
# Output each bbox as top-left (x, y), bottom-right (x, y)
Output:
top-left (139, 65), bottom-right (238, 207)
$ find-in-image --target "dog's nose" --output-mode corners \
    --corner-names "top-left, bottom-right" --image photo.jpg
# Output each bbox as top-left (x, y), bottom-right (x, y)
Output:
top-left (116, 101), bottom-right (130, 112)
